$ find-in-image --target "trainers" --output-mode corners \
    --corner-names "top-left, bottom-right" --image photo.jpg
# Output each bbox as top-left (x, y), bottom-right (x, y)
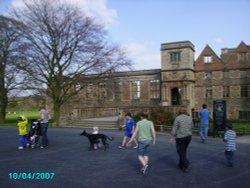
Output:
top-left (133, 145), bottom-right (138, 149)
top-left (142, 165), bottom-right (149, 175)
top-left (18, 146), bottom-right (24, 150)
top-left (26, 143), bottom-right (30, 148)
top-left (185, 165), bottom-right (192, 172)
top-left (118, 145), bottom-right (124, 149)
top-left (40, 146), bottom-right (44, 149)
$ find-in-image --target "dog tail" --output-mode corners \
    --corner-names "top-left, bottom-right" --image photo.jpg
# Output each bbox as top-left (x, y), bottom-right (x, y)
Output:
top-left (107, 136), bottom-right (114, 141)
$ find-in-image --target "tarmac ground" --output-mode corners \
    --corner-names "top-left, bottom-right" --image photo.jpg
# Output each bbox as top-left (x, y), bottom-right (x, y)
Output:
top-left (0, 126), bottom-right (250, 188)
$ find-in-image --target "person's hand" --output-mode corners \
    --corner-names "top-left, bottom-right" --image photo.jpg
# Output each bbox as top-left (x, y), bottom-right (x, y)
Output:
top-left (170, 137), bottom-right (175, 143)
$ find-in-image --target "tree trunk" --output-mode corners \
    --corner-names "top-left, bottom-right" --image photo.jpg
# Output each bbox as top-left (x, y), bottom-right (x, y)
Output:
top-left (0, 97), bottom-right (7, 124)
top-left (0, 71), bottom-right (7, 124)
top-left (53, 101), bottom-right (61, 127)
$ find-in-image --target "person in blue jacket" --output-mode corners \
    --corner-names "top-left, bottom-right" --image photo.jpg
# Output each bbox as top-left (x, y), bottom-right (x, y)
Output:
top-left (119, 112), bottom-right (138, 149)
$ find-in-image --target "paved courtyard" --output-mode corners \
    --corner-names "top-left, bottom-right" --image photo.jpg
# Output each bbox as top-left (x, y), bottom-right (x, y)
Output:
top-left (0, 126), bottom-right (250, 188)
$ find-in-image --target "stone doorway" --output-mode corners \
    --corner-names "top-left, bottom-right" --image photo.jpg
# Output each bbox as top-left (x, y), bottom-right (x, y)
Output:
top-left (171, 87), bottom-right (181, 105)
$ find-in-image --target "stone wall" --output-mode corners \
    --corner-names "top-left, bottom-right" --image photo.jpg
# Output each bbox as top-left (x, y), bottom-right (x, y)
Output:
top-left (55, 41), bottom-right (250, 123)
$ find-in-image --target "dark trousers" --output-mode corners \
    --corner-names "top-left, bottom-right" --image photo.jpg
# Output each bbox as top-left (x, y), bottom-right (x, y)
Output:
top-left (176, 136), bottom-right (192, 169)
top-left (225, 151), bottom-right (234, 166)
top-left (41, 123), bottom-right (49, 146)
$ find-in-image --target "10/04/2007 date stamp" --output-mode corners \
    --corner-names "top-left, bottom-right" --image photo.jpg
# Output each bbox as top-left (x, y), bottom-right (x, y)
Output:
top-left (9, 172), bottom-right (55, 180)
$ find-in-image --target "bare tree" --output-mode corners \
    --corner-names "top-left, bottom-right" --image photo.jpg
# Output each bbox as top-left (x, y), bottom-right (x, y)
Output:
top-left (0, 15), bottom-right (26, 123)
top-left (11, 0), bottom-right (131, 126)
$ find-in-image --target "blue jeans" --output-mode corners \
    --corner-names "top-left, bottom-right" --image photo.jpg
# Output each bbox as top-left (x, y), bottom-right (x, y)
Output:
top-left (41, 123), bottom-right (49, 146)
top-left (19, 135), bottom-right (28, 147)
top-left (225, 151), bottom-right (234, 166)
top-left (200, 125), bottom-right (208, 141)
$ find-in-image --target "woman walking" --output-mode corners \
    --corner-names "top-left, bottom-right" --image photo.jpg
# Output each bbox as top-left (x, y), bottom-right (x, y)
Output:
top-left (127, 112), bottom-right (156, 175)
top-left (171, 107), bottom-right (193, 173)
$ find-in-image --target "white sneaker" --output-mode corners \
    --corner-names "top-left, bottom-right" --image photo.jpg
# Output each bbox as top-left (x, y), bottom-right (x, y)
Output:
top-left (18, 146), bottom-right (24, 150)
top-left (133, 145), bottom-right (138, 149)
top-left (142, 165), bottom-right (149, 175)
top-left (26, 143), bottom-right (30, 148)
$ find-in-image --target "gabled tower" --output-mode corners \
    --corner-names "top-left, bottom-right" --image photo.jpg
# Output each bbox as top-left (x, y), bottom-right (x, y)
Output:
top-left (161, 41), bottom-right (195, 112)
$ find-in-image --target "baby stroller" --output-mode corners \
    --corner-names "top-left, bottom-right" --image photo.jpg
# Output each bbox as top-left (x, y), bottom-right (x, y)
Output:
top-left (27, 119), bottom-right (42, 148)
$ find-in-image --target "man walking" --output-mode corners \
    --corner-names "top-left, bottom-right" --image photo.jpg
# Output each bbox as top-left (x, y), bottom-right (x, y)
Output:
top-left (199, 104), bottom-right (210, 143)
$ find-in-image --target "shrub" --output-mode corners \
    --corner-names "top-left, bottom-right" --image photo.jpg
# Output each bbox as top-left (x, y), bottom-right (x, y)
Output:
top-left (150, 108), bottom-right (174, 126)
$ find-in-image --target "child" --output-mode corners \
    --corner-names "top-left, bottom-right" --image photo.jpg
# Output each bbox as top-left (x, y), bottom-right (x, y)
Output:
top-left (92, 127), bottom-right (101, 150)
top-left (17, 115), bottom-right (29, 150)
top-left (119, 112), bottom-right (138, 149)
top-left (223, 123), bottom-right (236, 167)
top-left (28, 119), bottom-right (42, 148)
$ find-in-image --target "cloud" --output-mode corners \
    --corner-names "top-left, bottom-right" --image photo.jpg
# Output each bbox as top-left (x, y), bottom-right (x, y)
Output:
top-left (10, 0), bottom-right (117, 27)
top-left (124, 42), bottom-right (161, 70)
top-left (214, 37), bottom-right (224, 44)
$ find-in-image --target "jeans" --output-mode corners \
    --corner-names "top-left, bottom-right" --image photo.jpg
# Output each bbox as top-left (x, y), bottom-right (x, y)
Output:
top-left (200, 125), bottom-right (208, 141)
top-left (225, 151), bottom-right (234, 166)
top-left (19, 135), bottom-right (28, 147)
top-left (41, 123), bottom-right (49, 146)
top-left (176, 136), bottom-right (192, 169)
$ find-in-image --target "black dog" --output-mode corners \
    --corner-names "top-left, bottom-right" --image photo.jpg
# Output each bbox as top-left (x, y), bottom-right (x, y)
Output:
top-left (80, 130), bottom-right (114, 151)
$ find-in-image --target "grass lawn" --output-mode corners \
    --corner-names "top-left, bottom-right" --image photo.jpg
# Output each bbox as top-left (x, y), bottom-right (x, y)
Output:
top-left (230, 121), bottom-right (250, 133)
top-left (207, 121), bottom-right (250, 136)
top-left (0, 111), bottom-right (40, 126)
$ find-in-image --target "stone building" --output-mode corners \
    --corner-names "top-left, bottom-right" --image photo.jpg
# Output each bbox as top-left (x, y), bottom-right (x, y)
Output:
top-left (60, 41), bottom-right (250, 122)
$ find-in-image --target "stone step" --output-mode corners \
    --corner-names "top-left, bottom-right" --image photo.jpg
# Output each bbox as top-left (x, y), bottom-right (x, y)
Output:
top-left (72, 123), bottom-right (118, 128)
top-left (69, 117), bottom-right (119, 129)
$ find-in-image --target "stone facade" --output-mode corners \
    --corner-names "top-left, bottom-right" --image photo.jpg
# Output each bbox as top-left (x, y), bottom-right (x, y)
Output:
top-left (60, 70), bottom-right (162, 122)
top-left (194, 41), bottom-right (250, 119)
top-left (60, 41), bottom-right (250, 122)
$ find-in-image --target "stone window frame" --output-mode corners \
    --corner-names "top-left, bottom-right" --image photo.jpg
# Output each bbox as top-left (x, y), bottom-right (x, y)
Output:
top-left (241, 85), bottom-right (250, 97)
top-left (205, 87), bottom-right (213, 98)
top-left (169, 51), bottom-right (181, 64)
top-left (114, 81), bottom-right (122, 100)
top-left (98, 82), bottom-right (107, 99)
top-left (132, 80), bottom-right (141, 99)
top-left (223, 86), bottom-right (230, 98)
top-left (237, 52), bottom-right (247, 62)
top-left (239, 111), bottom-right (250, 120)
top-left (75, 84), bottom-right (81, 92)
top-left (150, 80), bottom-right (160, 99)
top-left (204, 56), bottom-right (212, 64)
top-left (86, 83), bottom-right (93, 98)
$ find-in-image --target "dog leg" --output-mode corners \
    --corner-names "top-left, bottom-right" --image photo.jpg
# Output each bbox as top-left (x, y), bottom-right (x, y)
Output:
top-left (88, 144), bottom-right (93, 151)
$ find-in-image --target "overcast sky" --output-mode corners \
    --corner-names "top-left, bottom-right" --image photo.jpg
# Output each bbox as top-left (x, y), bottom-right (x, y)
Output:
top-left (1, 0), bottom-right (250, 70)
